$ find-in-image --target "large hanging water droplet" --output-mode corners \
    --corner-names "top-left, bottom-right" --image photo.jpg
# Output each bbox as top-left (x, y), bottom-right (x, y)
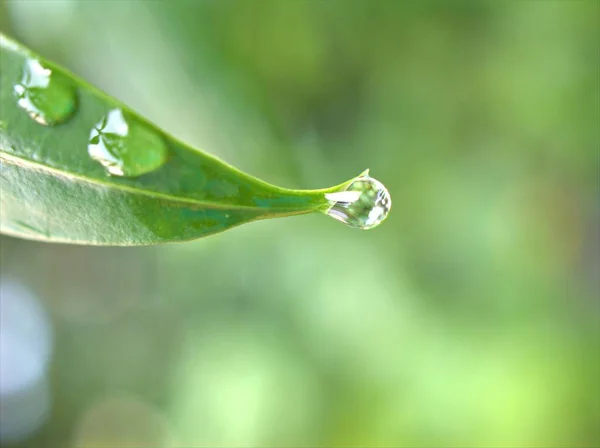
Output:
top-left (325, 174), bottom-right (391, 229)
top-left (14, 59), bottom-right (77, 126)
top-left (88, 108), bottom-right (168, 177)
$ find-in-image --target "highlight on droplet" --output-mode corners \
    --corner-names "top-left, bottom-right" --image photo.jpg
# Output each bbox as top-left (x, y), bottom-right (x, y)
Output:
top-left (13, 58), bottom-right (77, 126)
top-left (88, 108), bottom-right (168, 177)
top-left (325, 173), bottom-right (391, 229)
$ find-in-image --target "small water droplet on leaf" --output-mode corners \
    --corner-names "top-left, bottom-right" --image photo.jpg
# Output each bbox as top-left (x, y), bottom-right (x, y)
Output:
top-left (88, 108), bottom-right (168, 177)
top-left (325, 174), bottom-right (391, 229)
top-left (14, 59), bottom-right (77, 125)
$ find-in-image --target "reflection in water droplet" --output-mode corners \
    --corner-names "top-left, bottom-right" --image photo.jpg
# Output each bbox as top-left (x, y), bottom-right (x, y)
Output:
top-left (13, 59), bottom-right (77, 126)
top-left (88, 108), bottom-right (168, 177)
top-left (325, 174), bottom-right (391, 229)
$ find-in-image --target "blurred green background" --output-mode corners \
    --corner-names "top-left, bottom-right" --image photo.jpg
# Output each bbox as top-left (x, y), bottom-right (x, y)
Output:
top-left (0, 1), bottom-right (598, 447)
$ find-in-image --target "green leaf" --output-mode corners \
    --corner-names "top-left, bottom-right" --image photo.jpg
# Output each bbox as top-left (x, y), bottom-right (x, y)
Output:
top-left (0, 33), bottom-right (389, 246)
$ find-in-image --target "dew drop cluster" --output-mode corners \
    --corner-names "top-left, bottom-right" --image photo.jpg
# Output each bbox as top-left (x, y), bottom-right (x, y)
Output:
top-left (13, 58), bottom-right (168, 178)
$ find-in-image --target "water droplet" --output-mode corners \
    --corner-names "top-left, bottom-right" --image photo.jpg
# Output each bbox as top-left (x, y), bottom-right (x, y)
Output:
top-left (14, 59), bottom-right (77, 125)
top-left (325, 174), bottom-right (391, 229)
top-left (88, 108), bottom-right (168, 177)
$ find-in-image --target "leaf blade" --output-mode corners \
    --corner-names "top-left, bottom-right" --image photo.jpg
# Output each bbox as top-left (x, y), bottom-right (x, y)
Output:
top-left (0, 33), bottom-right (354, 246)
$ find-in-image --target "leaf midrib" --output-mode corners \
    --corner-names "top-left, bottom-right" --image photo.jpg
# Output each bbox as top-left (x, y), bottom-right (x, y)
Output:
top-left (0, 151), bottom-right (318, 213)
